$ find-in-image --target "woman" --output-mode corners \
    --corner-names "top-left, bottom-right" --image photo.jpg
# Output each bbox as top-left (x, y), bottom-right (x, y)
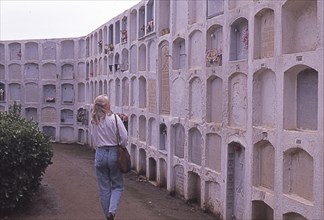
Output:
top-left (90, 95), bottom-right (128, 220)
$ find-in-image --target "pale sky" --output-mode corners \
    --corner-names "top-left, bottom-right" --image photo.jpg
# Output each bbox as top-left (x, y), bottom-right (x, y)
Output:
top-left (0, 0), bottom-right (140, 41)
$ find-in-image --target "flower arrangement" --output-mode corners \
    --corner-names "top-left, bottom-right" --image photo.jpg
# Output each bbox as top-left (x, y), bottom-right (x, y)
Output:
top-left (206, 48), bottom-right (222, 65)
top-left (117, 113), bottom-right (128, 131)
top-left (105, 43), bottom-right (114, 52)
top-left (77, 109), bottom-right (87, 124)
top-left (146, 19), bottom-right (154, 33)
top-left (121, 30), bottom-right (127, 43)
top-left (45, 97), bottom-right (55, 103)
top-left (98, 41), bottom-right (102, 48)
top-left (241, 28), bottom-right (248, 49)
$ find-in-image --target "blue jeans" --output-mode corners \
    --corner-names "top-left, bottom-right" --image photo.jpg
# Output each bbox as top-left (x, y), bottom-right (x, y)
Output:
top-left (95, 146), bottom-right (124, 217)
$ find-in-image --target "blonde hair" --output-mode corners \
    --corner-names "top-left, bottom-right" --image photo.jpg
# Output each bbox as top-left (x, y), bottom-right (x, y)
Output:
top-left (91, 95), bottom-right (112, 125)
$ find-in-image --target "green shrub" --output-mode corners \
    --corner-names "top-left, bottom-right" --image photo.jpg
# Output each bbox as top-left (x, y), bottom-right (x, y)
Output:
top-left (0, 103), bottom-right (53, 214)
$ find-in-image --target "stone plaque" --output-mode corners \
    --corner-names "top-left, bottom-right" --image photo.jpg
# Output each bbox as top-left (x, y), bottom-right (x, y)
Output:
top-left (148, 79), bottom-right (156, 113)
top-left (42, 107), bottom-right (57, 123)
top-left (174, 165), bottom-right (185, 196)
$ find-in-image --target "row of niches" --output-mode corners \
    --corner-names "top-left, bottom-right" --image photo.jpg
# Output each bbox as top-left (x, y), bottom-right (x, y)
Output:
top-left (0, 40), bottom-right (84, 62)
top-left (10, 107), bottom-right (89, 127)
top-left (100, 64), bottom-right (318, 132)
top-left (85, 7), bottom-right (319, 75)
top-left (41, 126), bottom-right (88, 143)
top-left (0, 82), bottom-right (84, 104)
top-left (129, 141), bottom-right (311, 219)
top-left (0, 63), bottom-right (84, 80)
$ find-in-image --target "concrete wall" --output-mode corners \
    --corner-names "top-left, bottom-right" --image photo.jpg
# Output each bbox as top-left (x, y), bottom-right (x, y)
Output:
top-left (1, 0), bottom-right (324, 219)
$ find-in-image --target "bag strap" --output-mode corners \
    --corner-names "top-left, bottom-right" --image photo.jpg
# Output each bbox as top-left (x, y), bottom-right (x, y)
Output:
top-left (114, 114), bottom-right (121, 145)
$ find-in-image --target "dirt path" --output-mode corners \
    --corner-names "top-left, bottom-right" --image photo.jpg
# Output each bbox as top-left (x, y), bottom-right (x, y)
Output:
top-left (5, 143), bottom-right (216, 220)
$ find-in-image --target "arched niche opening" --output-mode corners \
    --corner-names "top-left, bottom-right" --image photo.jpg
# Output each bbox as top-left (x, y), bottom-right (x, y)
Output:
top-left (159, 158), bottom-right (167, 188)
top-left (188, 0), bottom-right (203, 25)
top-left (43, 126), bottom-right (56, 141)
top-left (115, 20), bottom-right (120, 44)
top-left (122, 77), bottom-right (129, 106)
top-left (77, 62), bottom-right (86, 79)
top-left (41, 107), bottom-right (56, 123)
top-left (252, 201), bottom-right (274, 220)
top-left (188, 30), bottom-right (203, 69)
top-left (77, 108), bottom-right (87, 125)
top-left (282, 0), bottom-right (318, 54)
top-left (42, 63), bottom-right (56, 80)
top-left (60, 40), bottom-right (74, 59)
top-left (189, 77), bottom-right (203, 120)
top-left (173, 1), bottom-right (187, 34)
top-left (207, 0), bottom-right (224, 18)
top-left (158, 41), bottom-right (170, 115)
top-left (148, 117), bottom-right (157, 147)
top-left (148, 40), bottom-right (156, 72)
top-left (188, 127), bottom-right (202, 165)
top-left (230, 17), bottom-right (248, 61)
top-left (130, 77), bottom-right (137, 106)
top-left (25, 82), bottom-right (39, 103)
top-left (25, 42), bottom-right (38, 60)
top-left (171, 77), bottom-right (185, 117)
top-left (98, 57), bottom-right (102, 75)
top-left (60, 109), bottom-right (74, 124)
top-left (159, 123), bottom-right (167, 151)
top-left (114, 53), bottom-right (120, 72)
top-left (252, 69), bottom-right (276, 128)
top-left (130, 10), bottom-right (137, 42)
top-left (130, 45), bottom-right (138, 74)
top-left (139, 6), bottom-right (145, 38)
top-left (146, 0), bottom-right (154, 34)
top-left (98, 29), bottom-right (103, 54)
top-left (103, 57), bottom-right (108, 75)
top-left (206, 25), bottom-right (223, 67)
top-left (0, 64), bottom-right (4, 80)
top-left (121, 48), bottom-right (129, 72)
top-left (172, 37), bottom-right (186, 70)
top-left (9, 63), bottom-right (21, 80)
top-left (138, 148), bottom-right (147, 176)
top-left (206, 133), bottom-right (221, 172)
top-left (115, 78), bottom-right (121, 106)
top-left (226, 142), bottom-right (245, 220)
top-left (78, 39), bottom-right (85, 59)
top-left (206, 76), bottom-right (223, 123)
top-left (205, 181), bottom-right (222, 216)
top-left (139, 44), bottom-right (147, 71)
top-left (130, 114), bottom-right (137, 138)
top-left (77, 83), bottom-right (85, 103)
top-left (283, 148), bottom-right (313, 201)
top-left (94, 59), bottom-right (98, 77)
top-left (228, 72), bottom-right (247, 128)
top-left (283, 65), bottom-right (318, 131)
top-left (0, 82), bottom-right (5, 102)
top-left (61, 83), bottom-right (74, 104)
top-left (283, 212), bottom-right (307, 220)
top-left (109, 24), bottom-right (114, 45)
top-left (187, 172), bottom-right (201, 205)
top-left (25, 107), bottom-right (37, 122)
top-left (61, 63), bottom-right (74, 79)
top-left (24, 63), bottom-right (39, 79)
top-left (9, 83), bottom-right (21, 101)
top-left (228, 0), bottom-right (249, 10)
top-left (171, 123), bottom-right (185, 158)
top-left (99, 80), bottom-right (103, 95)
top-left (254, 8), bottom-right (274, 59)
top-left (253, 140), bottom-right (275, 190)
top-left (139, 76), bottom-right (147, 108)
top-left (42, 41), bottom-right (56, 60)
top-left (9, 42), bottom-right (21, 61)
top-left (148, 157), bottom-right (157, 182)
top-left (0, 44), bottom-right (4, 62)
top-left (60, 126), bottom-right (74, 143)
top-left (121, 16), bottom-right (128, 44)
top-left (86, 37), bottom-right (90, 57)
top-left (131, 144), bottom-right (137, 170)
top-left (108, 54), bottom-right (114, 73)
top-left (173, 165), bottom-right (185, 197)
top-left (139, 115), bottom-right (146, 142)
top-left (94, 32), bottom-right (98, 55)
top-left (78, 129), bottom-right (85, 143)
top-left (158, 0), bottom-right (170, 37)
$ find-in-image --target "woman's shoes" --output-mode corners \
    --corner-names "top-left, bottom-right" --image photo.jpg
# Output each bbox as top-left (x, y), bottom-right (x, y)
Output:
top-left (107, 212), bottom-right (114, 220)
